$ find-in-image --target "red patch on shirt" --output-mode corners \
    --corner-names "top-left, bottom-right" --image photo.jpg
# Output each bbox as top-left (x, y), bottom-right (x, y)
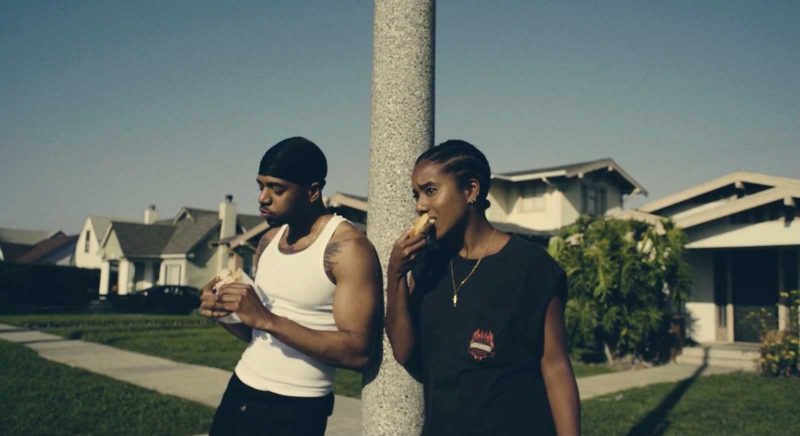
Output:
top-left (468, 329), bottom-right (496, 361)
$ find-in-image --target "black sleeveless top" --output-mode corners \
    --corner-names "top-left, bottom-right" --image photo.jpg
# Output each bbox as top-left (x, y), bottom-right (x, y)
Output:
top-left (412, 236), bottom-right (567, 436)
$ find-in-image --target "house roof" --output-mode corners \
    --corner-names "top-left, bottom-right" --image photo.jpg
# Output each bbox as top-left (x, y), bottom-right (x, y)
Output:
top-left (0, 228), bottom-right (56, 245)
top-left (639, 171), bottom-right (800, 214)
top-left (108, 222), bottom-right (176, 256)
top-left (16, 232), bottom-right (78, 263)
top-left (0, 242), bottom-right (36, 262)
top-left (99, 206), bottom-right (264, 257)
top-left (162, 211), bottom-right (220, 255)
top-left (492, 158), bottom-right (647, 197)
top-left (674, 185), bottom-right (800, 229)
top-left (86, 216), bottom-right (138, 244)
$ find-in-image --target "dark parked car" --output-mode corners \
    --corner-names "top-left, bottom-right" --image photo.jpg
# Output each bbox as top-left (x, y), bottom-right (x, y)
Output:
top-left (111, 285), bottom-right (200, 314)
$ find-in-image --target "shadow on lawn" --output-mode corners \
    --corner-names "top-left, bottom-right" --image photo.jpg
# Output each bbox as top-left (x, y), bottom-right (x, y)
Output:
top-left (626, 348), bottom-right (709, 436)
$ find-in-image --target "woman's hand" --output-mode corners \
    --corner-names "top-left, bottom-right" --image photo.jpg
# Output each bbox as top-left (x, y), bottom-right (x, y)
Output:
top-left (386, 230), bottom-right (428, 282)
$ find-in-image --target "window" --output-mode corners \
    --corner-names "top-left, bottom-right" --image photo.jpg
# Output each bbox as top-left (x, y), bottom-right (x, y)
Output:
top-left (519, 183), bottom-right (546, 212)
top-left (581, 185), bottom-right (607, 216)
top-left (84, 230), bottom-right (91, 253)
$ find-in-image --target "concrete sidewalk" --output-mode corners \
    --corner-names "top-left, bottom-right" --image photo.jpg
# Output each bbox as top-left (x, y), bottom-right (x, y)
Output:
top-left (1, 322), bottom-right (738, 434)
top-left (0, 323), bottom-right (360, 436)
top-left (577, 362), bottom-right (735, 400)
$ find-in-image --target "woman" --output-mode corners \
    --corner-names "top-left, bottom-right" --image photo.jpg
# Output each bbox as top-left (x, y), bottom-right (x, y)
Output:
top-left (386, 140), bottom-right (580, 436)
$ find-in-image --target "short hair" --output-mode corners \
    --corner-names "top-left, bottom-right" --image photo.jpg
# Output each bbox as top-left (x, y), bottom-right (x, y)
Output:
top-left (415, 140), bottom-right (492, 209)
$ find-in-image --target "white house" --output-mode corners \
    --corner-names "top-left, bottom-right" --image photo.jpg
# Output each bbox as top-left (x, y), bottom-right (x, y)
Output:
top-left (76, 196), bottom-right (263, 296)
top-left (487, 158), bottom-right (646, 239)
top-left (74, 216), bottom-right (137, 270)
top-left (631, 171), bottom-right (800, 343)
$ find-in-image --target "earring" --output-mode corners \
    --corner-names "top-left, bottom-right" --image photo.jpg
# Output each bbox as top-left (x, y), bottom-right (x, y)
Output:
top-left (468, 198), bottom-right (476, 205)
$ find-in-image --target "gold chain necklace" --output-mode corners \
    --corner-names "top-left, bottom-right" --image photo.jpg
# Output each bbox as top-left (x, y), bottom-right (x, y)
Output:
top-left (286, 215), bottom-right (329, 253)
top-left (449, 228), bottom-right (497, 307)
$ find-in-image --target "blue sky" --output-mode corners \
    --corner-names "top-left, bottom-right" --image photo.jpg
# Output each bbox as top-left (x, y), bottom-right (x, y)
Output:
top-left (1, 1), bottom-right (798, 232)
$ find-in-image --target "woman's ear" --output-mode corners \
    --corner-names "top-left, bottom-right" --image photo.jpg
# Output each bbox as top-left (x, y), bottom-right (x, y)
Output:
top-left (465, 178), bottom-right (481, 204)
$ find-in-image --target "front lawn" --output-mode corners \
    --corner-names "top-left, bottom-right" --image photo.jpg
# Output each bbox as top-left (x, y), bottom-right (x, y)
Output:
top-left (3, 314), bottom-right (799, 434)
top-left (582, 372), bottom-right (800, 435)
top-left (0, 340), bottom-right (213, 436)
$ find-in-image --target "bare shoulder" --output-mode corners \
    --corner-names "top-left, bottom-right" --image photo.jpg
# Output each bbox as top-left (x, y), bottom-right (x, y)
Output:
top-left (324, 221), bottom-right (379, 282)
top-left (255, 226), bottom-right (281, 263)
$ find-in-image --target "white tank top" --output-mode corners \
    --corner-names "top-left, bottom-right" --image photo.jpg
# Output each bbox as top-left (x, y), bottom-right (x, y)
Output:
top-left (234, 215), bottom-right (345, 397)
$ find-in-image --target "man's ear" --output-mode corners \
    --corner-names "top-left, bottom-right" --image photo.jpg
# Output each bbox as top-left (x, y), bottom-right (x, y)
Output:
top-left (307, 182), bottom-right (324, 203)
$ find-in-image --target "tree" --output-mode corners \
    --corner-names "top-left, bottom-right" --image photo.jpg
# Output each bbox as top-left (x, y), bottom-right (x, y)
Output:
top-left (548, 216), bottom-right (691, 364)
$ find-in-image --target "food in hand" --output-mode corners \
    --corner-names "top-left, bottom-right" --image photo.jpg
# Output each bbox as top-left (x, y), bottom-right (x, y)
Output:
top-left (214, 268), bottom-right (246, 292)
top-left (409, 213), bottom-right (436, 238)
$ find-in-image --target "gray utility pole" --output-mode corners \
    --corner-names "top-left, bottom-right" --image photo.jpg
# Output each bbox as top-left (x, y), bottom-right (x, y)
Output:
top-left (362, 0), bottom-right (435, 435)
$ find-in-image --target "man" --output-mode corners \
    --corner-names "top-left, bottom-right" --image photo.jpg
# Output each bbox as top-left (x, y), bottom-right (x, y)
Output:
top-left (199, 136), bottom-right (381, 436)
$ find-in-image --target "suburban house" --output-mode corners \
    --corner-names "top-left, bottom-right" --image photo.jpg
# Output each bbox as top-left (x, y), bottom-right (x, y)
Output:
top-left (74, 196), bottom-right (263, 296)
top-left (628, 171), bottom-right (800, 343)
top-left (74, 215), bottom-right (136, 271)
top-left (0, 228), bottom-right (59, 263)
top-left (486, 158), bottom-right (647, 242)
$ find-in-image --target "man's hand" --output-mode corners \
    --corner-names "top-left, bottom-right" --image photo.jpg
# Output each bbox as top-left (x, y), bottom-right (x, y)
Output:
top-left (199, 276), bottom-right (228, 319)
top-left (216, 283), bottom-right (274, 330)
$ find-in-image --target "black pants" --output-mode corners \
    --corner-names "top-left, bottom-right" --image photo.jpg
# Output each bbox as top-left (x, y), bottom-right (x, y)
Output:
top-left (209, 374), bottom-right (334, 436)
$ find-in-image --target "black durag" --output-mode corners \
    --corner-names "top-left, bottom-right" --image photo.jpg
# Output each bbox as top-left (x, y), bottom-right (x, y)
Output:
top-left (259, 137), bottom-right (327, 186)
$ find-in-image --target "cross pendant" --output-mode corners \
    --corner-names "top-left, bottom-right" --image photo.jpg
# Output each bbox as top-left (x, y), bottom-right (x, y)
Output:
top-left (452, 294), bottom-right (458, 307)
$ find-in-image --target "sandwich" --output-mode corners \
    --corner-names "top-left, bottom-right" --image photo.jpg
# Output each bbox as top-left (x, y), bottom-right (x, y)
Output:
top-left (410, 213), bottom-right (436, 238)
top-left (214, 268), bottom-right (246, 291)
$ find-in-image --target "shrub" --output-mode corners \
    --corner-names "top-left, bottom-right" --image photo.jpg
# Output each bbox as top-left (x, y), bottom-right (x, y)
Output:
top-left (759, 290), bottom-right (799, 377)
top-left (0, 262), bottom-right (99, 311)
top-left (549, 216), bottom-right (691, 364)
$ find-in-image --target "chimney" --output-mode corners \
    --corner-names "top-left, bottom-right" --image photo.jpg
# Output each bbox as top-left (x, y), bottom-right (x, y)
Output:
top-left (219, 194), bottom-right (237, 239)
top-left (144, 205), bottom-right (159, 225)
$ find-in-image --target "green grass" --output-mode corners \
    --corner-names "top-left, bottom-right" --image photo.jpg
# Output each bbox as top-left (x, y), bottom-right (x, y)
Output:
top-left (582, 372), bottom-right (800, 435)
top-left (0, 340), bottom-right (213, 436)
top-left (4, 314), bottom-right (799, 434)
top-left (0, 313), bottom-right (614, 399)
top-left (0, 313), bottom-right (366, 397)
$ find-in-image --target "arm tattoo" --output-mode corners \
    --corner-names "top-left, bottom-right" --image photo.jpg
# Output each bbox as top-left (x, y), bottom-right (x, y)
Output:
top-left (324, 240), bottom-right (344, 282)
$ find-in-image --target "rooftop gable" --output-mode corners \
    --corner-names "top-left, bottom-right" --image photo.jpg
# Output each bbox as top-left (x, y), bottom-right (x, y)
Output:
top-left (492, 158), bottom-right (647, 197)
top-left (103, 222), bottom-right (176, 257)
top-left (639, 171), bottom-right (800, 214)
top-left (86, 215), bottom-right (138, 244)
top-left (674, 185), bottom-right (800, 229)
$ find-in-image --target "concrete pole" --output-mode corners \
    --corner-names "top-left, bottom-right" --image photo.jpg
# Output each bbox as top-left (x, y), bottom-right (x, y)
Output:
top-left (362, 0), bottom-right (434, 435)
